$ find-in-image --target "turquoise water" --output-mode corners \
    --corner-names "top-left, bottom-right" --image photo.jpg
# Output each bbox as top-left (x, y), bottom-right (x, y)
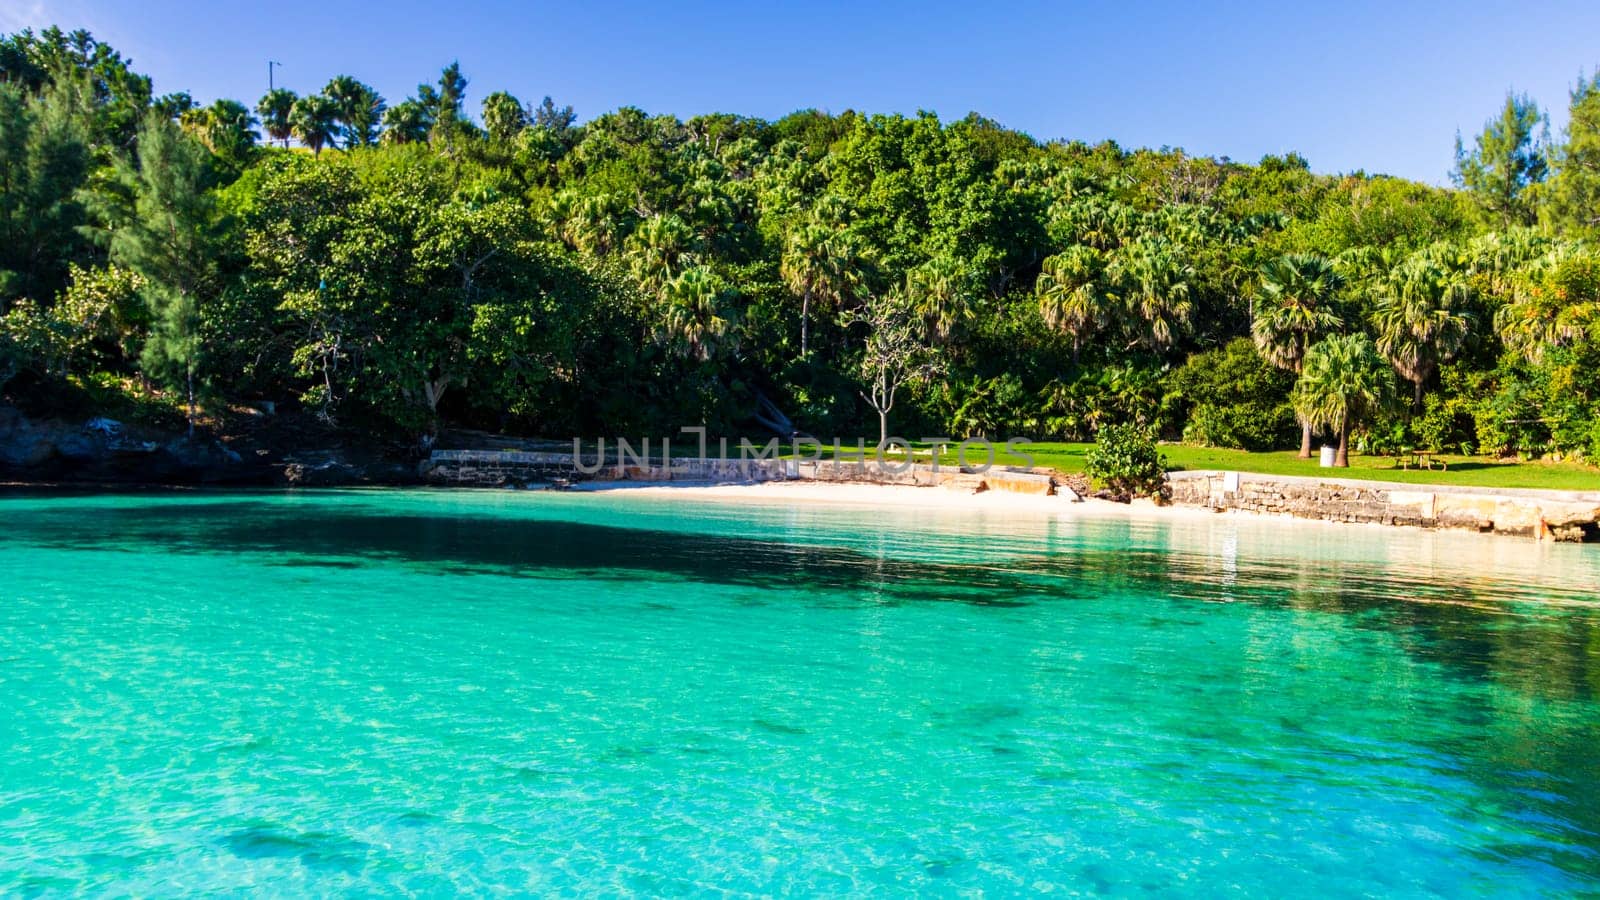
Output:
top-left (2, 488), bottom-right (1600, 895)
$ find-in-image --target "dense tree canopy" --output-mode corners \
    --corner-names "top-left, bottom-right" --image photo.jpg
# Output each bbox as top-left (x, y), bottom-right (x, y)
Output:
top-left (4, 25), bottom-right (1600, 463)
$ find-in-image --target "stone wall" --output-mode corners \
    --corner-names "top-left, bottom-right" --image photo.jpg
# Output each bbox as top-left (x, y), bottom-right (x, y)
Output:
top-left (421, 449), bottom-right (1075, 498)
top-left (421, 449), bottom-right (788, 486)
top-left (1167, 470), bottom-right (1600, 542)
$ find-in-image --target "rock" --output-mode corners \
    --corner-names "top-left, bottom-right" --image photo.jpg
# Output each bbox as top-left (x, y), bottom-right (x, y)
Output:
top-left (83, 417), bottom-right (123, 436)
top-left (283, 460), bottom-right (361, 487)
top-left (55, 433), bottom-right (100, 462)
top-left (2, 433), bottom-right (56, 467)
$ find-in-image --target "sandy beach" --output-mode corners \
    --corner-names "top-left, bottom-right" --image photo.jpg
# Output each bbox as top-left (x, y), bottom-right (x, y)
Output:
top-left (575, 477), bottom-right (1223, 521)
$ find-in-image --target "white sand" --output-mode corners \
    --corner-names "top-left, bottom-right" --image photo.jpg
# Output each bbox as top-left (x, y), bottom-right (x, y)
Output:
top-left (575, 478), bottom-right (1210, 520)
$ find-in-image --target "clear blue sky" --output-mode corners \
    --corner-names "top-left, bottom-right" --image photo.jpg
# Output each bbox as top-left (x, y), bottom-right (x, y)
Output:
top-left (6, 0), bottom-right (1599, 183)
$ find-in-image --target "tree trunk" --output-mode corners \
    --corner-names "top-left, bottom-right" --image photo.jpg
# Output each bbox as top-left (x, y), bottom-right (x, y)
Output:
top-left (1071, 336), bottom-right (1081, 368)
top-left (1335, 426), bottom-right (1350, 467)
top-left (1413, 378), bottom-right (1424, 413)
top-left (800, 291), bottom-right (811, 357)
top-left (877, 408), bottom-right (888, 453)
top-left (185, 367), bottom-right (195, 439)
top-left (1299, 421), bottom-right (1313, 459)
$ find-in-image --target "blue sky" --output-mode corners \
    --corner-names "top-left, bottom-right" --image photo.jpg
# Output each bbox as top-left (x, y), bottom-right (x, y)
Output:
top-left (6, 1), bottom-right (1599, 183)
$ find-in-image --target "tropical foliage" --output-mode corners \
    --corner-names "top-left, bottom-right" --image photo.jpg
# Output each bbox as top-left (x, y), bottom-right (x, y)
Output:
top-left (5, 25), bottom-right (1600, 465)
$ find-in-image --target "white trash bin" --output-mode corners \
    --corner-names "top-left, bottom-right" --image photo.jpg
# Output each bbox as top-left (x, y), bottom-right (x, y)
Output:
top-left (1319, 445), bottom-right (1337, 467)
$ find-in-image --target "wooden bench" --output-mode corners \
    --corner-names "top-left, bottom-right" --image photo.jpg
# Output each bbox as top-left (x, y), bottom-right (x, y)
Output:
top-left (1397, 448), bottom-right (1447, 471)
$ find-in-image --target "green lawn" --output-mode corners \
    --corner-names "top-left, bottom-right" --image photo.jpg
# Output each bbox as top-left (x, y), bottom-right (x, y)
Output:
top-left (808, 440), bottom-right (1600, 493)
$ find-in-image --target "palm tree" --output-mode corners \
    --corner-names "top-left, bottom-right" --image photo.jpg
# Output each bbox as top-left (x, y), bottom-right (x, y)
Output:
top-left (481, 90), bottom-right (528, 144)
top-left (1372, 254), bottom-right (1473, 410)
top-left (1036, 245), bottom-right (1109, 365)
top-left (288, 94), bottom-right (339, 154)
top-left (1494, 244), bottom-right (1600, 362)
top-left (179, 99), bottom-right (257, 163)
top-left (558, 193), bottom-right (627, 257)
top-left (1252, 253), bottom-right (1345, 457)
top-left (1466, 227), bottom-right (1550, 299)
top-left (322, 76), bottom-right (385, 148)
top-left (1293, 334), bottom-right (1395, 467)
top-left (625, 214), bottom-right (696, 299)
top-left (906, 254), bottom-right (973, 344)
top-left (381, 99), bottom-right (432, 145)
top-left (255, 88), bottom-right (296, 148)
top-left (659, 266), bottom-right (736, 362)
top-left (780, 221), bottom-right (864, 357)
top-left (1110, 235), bottom-right (1195, 352)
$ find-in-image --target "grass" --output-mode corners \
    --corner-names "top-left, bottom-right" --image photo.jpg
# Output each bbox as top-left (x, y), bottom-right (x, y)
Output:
top-left (805, 440), bottom-right (1600, 493)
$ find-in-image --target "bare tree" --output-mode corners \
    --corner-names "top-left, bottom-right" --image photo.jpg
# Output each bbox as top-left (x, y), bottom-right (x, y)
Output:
top-left (856, 290), bottom-right (942, 451)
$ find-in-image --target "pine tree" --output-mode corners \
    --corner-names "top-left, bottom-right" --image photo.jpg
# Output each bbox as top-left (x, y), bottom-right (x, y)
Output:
top-left (1546, 72), bottom-right (1600, 238)
top-left (106, 113), bottom-right (215, 434)
top-left (1452, 93), bottom-right (1549, 226)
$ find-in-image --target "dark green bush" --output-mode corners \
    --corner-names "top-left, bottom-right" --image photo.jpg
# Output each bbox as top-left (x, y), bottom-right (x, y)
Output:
top-left (1086, 423), bottom-right (1167, 499)
top-left (1163, 339), bottom-right (1295, 450)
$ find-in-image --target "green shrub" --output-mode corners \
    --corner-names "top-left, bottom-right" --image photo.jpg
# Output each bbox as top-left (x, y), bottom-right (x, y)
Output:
top-left (1412, 391), bottom-right (1474, 453)
top-left (1086, 423), bottom-right (1167, 499)
top-left (1164, 339), bottom-right (1295, 450)
top-left (1182, 401), bottom-right (1295, 452)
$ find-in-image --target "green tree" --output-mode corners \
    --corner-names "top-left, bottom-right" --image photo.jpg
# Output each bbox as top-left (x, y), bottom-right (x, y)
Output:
top-left (658, 266), bottom-right (737, 362)
top-left (426, 62), bottom-right (470, 149)
top-left (1452, 92), bottom-right (1548, 226)
top-left (1251, 253), bottom-right (1344, 456)
top-left (0, 76), bottom-right (92, 303)
top-left (1164, 338), bottom-right (1295, 450)
top-left (532, 95), bottom-right (577, 134)
top-left (323, 75), bottom-right (384, 148)
top-left (385, 191), bottom-right (541, 431)
top-left (1495, 244), bottom-right (1600, 362)
top-left (906, 253), bottom-right (974, 344)
top-left (1109, 235), bottom-right (1194, 352)
top-left (481, 90), bottom-right (528, 144)
top-left (289, 94), bottom-right (338, 154)
top-left (107, 114), bottom-right (216, 433)
top-left (1036, 245), bottom-right (1109, 365)
top-left (236, 155), bottom-right (377, 422)
top-left (625, 213), bottom-right (696, 299)
top-left (1293, 334), bottom-right (1396, 467)
top-left (255, 88), bottom-right (296, 148)
top-left (180, 98), bottom-right (257, 172)
top-left (1372, 252), bottom-right (1474, 410)
top-left (1545, 72), bottom-right (1600, 238)
top-left (780, 221), bottom-right (865, 357)
top-left (380, 99), bottom-right (431, 145)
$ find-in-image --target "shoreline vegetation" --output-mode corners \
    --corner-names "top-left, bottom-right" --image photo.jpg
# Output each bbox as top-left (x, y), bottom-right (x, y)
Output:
top-left (3, 27), bottom-right (1600, 511)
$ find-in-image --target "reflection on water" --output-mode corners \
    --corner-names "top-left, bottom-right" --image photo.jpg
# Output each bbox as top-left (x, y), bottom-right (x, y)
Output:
top-left (1, 488), bottom-right (1599, 893)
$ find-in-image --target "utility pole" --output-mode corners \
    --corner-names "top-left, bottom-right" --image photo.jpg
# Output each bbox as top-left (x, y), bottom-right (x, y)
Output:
top-left (268, 60), bottom-right (281, 92)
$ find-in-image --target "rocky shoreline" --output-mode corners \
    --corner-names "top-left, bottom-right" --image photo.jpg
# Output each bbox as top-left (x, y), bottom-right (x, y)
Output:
top-left (0, 405), bottom-right (418, 488)
top-left (6, 406), bottom-right (1598, 543)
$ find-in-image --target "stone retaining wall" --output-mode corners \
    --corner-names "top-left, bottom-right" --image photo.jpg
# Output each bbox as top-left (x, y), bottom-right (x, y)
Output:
top-left (1168, 470), bottom-right (1600, 542)
top-left (421, 449), bottom-right (1074, 497)
top-left (421, 449), bottom-right (789, 486)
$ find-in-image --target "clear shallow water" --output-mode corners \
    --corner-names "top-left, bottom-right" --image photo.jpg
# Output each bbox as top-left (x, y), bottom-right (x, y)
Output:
top-left (2, 488), bottom-right (1599, 895)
